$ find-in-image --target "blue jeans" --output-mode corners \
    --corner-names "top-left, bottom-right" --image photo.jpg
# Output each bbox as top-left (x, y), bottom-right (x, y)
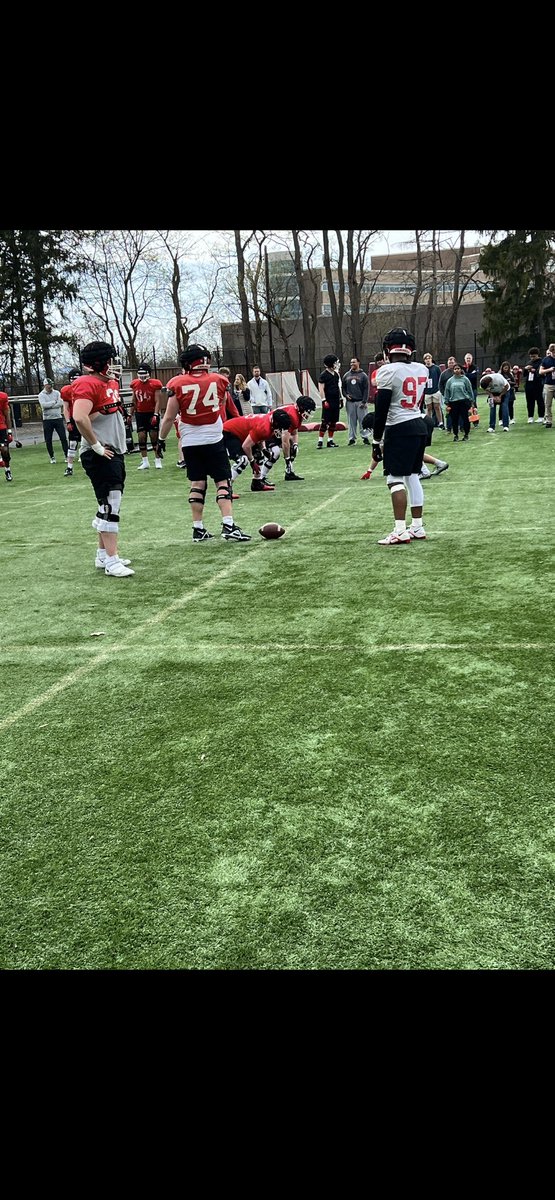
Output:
top-left (489, 396), bottom-right (509, 429)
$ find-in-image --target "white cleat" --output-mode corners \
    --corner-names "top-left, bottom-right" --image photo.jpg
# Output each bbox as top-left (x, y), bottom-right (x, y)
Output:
top-left (105, 560), bottom-right (135, 577)
top-left (377, 530), bottom-right (411, 545)
top-left (96, 555), bottom-right (132, 569)
top-left (407, 526), bottom-right (427, 540)
top-left (154, 458), bottom-right (163, 469)
top-left (137, 459), bottom-right (150, 469)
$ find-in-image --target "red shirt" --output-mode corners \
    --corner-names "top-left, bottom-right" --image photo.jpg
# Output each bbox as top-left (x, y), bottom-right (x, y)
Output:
top-left (0, 391), bottom-right (9, 429)
top-left (130, 377), bottom-right (163, 413)
top-left (72, 375), bottom-right (120, 416)
top-left (223, 413), bottom-right (273, 444)
top-left (278, 403), bottom-right (302, 432)
top-left (60, 382), bottom-right (74, 417)
top-left (168, 369), bottom-right (228, 427)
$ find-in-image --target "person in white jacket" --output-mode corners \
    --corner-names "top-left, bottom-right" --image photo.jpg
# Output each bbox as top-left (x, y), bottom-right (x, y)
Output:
top-left (38, 379), bottom-right (69, 463)
top-left (247, 366), bottom-right (272, 413)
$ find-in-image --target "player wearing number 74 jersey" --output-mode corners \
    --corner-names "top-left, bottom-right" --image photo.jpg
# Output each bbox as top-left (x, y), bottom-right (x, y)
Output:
top-left (159, 344), bottom-right (251, 543)
top-left (371, 327), bottom-right (430, 545)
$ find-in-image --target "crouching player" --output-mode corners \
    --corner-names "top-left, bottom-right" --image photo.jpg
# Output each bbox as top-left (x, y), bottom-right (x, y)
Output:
top-left (223, 409), bottom-right (292, 491)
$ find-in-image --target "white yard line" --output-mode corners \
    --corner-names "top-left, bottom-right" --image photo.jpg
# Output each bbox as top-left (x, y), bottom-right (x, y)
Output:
top-left (1, 488), bottom-right (350, 730)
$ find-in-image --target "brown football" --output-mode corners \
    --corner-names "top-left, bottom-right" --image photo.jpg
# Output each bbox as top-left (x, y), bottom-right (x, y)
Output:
top-left (259, 523), bottom-right (286, 539)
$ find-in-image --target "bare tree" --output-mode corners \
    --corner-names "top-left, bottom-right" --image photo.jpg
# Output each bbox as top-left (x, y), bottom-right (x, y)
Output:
top-left (78, 230), bottom-right (164, 368)
top-left (234, 230), bottom-right (256, 373)
top-left (156, 230), bottom-right (224, 355)
top-left (323, 230), bottom-right (346, 360)
top-left (292, 230), bottom-right (320, 375)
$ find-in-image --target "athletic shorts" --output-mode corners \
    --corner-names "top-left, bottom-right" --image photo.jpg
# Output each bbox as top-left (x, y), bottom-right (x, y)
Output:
top-left (135, 411), bottom-right (157, 433)
top-left (81, 449), bottom-right (126, 502)
top-left (383, 428), bottom-right (428, 476)
top-left (184, 439), bottom-right (231, 482)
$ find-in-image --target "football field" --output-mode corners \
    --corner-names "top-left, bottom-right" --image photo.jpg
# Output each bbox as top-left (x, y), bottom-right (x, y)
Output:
top-left (2, 412), bottom-right (554, 970)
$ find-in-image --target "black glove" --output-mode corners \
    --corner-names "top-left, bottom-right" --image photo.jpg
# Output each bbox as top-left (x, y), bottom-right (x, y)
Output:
top-left (372, 440), bottom-right (383, 462)
top-left (157, 439), bottom-right (166, 456)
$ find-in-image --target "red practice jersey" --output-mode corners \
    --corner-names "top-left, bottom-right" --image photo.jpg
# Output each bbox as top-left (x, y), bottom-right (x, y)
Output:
top-left (0, 391), bottom-right (9, 429)
top-left (167, 370), bottom-right (229, 427)
top-left (60, 382), bottom-right (74, 417)
top-left (223, 413), bottom-right (274, 444)
top-left (278, 403), bottom-right (302, 432)
top-left (130, 377), bottom-right (163, 413)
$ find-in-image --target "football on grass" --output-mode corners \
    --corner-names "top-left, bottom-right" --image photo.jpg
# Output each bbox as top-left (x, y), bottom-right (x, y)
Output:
top-left (259, 523), bottom-right (285, 540)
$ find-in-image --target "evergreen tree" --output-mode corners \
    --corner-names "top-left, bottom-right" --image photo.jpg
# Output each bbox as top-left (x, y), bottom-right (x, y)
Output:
top-left (478, 230), bottom-right (555, 359)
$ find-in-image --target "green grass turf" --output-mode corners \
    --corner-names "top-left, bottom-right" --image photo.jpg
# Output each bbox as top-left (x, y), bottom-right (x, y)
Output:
top-left (2, 400), bottom-right (554, 969)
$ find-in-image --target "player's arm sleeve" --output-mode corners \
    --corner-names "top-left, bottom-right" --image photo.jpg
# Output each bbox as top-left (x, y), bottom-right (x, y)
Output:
top-left (372, 390), bottom-right (392, 443)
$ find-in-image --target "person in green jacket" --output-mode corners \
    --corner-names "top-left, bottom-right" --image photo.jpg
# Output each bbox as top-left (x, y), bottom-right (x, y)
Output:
top-left (443, 363), bottom-right (475, 441)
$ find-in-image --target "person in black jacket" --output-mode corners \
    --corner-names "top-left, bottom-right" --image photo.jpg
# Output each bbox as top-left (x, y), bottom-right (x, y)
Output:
top-left (523, 348), bottom-right (545, 423)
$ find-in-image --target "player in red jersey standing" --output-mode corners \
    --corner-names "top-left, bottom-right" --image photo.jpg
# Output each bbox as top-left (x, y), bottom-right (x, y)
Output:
top-left (158, 344), bottom-right (251, 543)
top-left (60, 367), bottom-right (82, 476)
top-left (73, 341), bottom-right (134, 576)
top-left (130, 363), bottom-right (164, 470)
top-left (0, 390), bottom-right (13, 482)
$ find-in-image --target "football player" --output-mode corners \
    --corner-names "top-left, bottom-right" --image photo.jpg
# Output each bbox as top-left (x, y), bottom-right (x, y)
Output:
top-left (159, 344), bottom-right (251, 542)
top-left (0, 389), bottom-right (13, 482)
top-left (371, 327), bottom-right (430, 545)
top-left (72, 341), bottom-right (134, 576)
top-left (222, 409), bottom-right (293, 492)
top-left (130, 363), bottom-right (164, 469)
top-left (317, 353), bottom-right (343, 448)
top-left (275, 395), bottom-right (316, 481)
top-left (60, 368), bottom-right (82, 476)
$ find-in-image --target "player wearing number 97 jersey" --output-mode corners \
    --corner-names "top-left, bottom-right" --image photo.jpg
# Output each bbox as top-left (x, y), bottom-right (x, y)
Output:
top-left (159, 344), bottom-right (251, 543)
top-left (372, 328), bottom-right (430, 546)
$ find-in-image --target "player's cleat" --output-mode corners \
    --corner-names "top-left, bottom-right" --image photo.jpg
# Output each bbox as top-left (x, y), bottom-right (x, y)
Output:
top-left (192, 527), bottom-right (214, 542)
top-left (104, 560), bottom-right (135, 576)
top-left (362, 437), bottom-right (370, 446)
top-left (154, 458), bottom-right (163, 468)
top-left (407, 526), bottom-right (427, 540)
top-left (316, 440), bottom-right (323, 448)
top-left (64, 466), bottom-right (73, 476)
top-left (137, 459), bottom-right (150, 469)
top-left (327, 440), bottom-right (338, 448)
top-left (221, 524), bottom-right (251, 542)
top-left (377, 530), bottom-right (411, 545)
top-left (430, 461), bottom-right (449, 477)
top-left (96, 554), bottom-right (131, 568)
top-left (251, 479), bottom-right (275, 492)
top-left (50, 457), bottom-right (56, 464)
top-left (360, 470), bottom-right (373, 480)
top-left (177, 460), bottom-right (186, 468)
top-left (5, 469), bottom-right (12, 482)
top-left (284, 471), bottom-right (304, 481)
top-left (419, 466), bottom-right (432, 479)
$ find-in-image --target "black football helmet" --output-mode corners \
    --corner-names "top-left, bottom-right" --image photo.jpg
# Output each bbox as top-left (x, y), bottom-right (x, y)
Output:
top-left (68, 368), bottom-right (81, 382)
top-left (81, 341), bottom-right (117, 374)
top-left (382, 328), bottom-right (416, 358)
top-left (137, 363), bottom-right (151, 382)
top-left (180, 343), bottom-right (211, 370)
top-left (296, 395), bottom-right (316, 419)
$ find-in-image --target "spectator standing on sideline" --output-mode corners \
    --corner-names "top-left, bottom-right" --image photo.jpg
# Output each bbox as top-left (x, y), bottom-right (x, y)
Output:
top-left (523, 348), bottom-right (545, 423)
top-left (463, 353), bottom-right (478, 405)
top-left (539, 343), bottom-right (555, 428)
top-left (0, 389), bottom-right (13, 481)
top-left (317, 353), bottom-right (343, 448)
top-left (60, 368), bottom-right (82, 476)
top-left (342, 355), bottom-right (370, 445)
top-left (512, 363), bottom-right (522, 392)
top-left (499, 361), bottom-right (516, 424)
top-left (247, 366), bottom-right (272, 414)
top-left (443, 363), bottom-right (474, 441)
top-left (38, 379), bottom-right (69, 464)
top-left (423, 353), bottom-right (444, 427)
top-left (439, 356), bottom-right (456, 432)
top-left (159, 343), bottom-right (251, 542)
top-left (130, 363), bottom-right (164, 470)
top-left (370, 327), bottom-right (429, 545)
top-left (232, 373), bottom-right (250, 416)
top-left (480, 371), bottom-right (511, 432)
top-left (72, 341), bottom-right (134, 577)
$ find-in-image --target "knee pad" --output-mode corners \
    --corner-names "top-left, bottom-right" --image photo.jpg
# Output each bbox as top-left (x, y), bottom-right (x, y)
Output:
top-left (387, 476), bottom-right (406, 493)
top-left (188, 484), bottom-right (207, 506)
top-left (216, 480), bottom-right (233, 503)
top-left (406, 474), bottom-right (424, 507)
top-left (95, 489), bottom-right (122, 533)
